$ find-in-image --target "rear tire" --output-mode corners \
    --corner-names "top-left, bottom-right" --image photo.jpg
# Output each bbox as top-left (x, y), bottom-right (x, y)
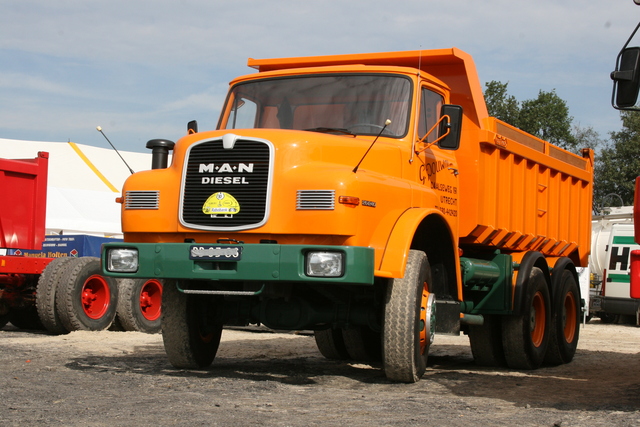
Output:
top-left (55, 257), bottom-right (118, 331)
top-left (9, 305), bottom-right (43, 330)
top-left (468, 314), bottom-right (506, 367)
top-left (598, 312), bottom-right (619, 324)
top-left (116, 278), bottom-right (163, 333)
top-left (502, 267), bottom-right (550, 369)
top-left (342, 326), bottom-right (382, 362)
top-left (161, 280), bottom-right (222, 369)
top-left (545, 269), bottom-right (580, 365)
top-left (36, 257), bottom-right (74, 334)
top-left (0, 313), bottom-right (10, 329)
top-left (383, 250), bottom-right (435, 383)
top-left (314, 328), bottom-right (350, 360)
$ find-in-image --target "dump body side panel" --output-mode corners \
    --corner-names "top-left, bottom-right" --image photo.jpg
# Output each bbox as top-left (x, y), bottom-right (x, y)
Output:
top-left (458, 118), bottom-right (593, 267)
top-left (0, 152), bottom-right (48, 251)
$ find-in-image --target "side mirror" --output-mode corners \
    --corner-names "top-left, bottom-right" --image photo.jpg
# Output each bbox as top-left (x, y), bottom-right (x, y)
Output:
top-left (612, 47), bottom-right (640, 109)
top-left (438, 104), bottom-right (462, 150)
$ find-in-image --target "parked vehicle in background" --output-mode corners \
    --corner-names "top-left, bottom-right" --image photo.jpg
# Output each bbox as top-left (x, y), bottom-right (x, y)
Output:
top-left (0, 152), bottom-right (160, 334)
top-left (590, 206), bottom-right (640, 323)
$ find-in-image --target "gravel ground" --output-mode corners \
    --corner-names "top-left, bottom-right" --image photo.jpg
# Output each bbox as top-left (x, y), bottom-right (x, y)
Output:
top-left (1, 321), bottom-right (639, 426)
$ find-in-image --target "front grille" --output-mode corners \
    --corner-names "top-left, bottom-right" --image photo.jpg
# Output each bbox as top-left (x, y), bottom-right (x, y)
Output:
top-left (125, 191), bottom-right (159, 209)
top-left (296, 190), bottom-right (335, 210)
top-left (180, 137), bottom-right (272, 230)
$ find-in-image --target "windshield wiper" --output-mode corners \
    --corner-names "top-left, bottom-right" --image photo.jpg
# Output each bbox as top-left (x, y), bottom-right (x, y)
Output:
top-left (304, 127), bottom-right (353, 135)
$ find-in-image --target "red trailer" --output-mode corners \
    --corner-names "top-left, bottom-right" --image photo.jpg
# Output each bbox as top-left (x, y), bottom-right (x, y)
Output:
top-left (0, 152), bottom-right (53, 328)
top-left (0, 152), bottom-right (160, 333)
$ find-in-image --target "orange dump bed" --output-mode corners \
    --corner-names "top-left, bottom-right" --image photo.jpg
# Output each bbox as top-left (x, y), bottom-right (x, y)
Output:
top-left (458, 118), bottom-right (593, 266)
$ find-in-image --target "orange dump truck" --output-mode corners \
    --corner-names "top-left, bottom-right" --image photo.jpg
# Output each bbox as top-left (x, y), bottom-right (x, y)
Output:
top-left (102, 48), bottom-right (593, 382)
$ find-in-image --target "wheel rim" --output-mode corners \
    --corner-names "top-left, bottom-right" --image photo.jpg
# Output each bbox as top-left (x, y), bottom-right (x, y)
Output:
top-left (530, 291), bottom-right (546, 347)
top-left (419, 285), bottom-right (434, 355)
top-left (81, 275), bottom-right (111, 319)
top-left (193, 298), bottom-right (217, 344)
top-left (139, 279), bottom-right (162, 321)
top-left (562, 291), bottom-right (577, 343)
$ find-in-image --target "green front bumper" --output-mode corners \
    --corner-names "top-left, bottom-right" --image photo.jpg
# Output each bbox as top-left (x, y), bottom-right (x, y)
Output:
top-left (101, 242), bottom-right (375, 285)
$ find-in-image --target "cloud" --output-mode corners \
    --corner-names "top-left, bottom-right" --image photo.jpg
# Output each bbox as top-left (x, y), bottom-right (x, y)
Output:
top-left (0, 72), bottom-right (72, 95)
top-left (0, 0), bottom-right (638, 148)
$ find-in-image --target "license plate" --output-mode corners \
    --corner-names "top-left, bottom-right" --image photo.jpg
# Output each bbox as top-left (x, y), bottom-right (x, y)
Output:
top-left (189, 245), bottom-right (243, 261)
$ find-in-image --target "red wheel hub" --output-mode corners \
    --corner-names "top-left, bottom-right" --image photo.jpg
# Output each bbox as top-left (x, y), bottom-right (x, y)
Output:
top-left (139, 279), bottom-right (162, 321)
top-left (81, 275), bottom-right (111, 319)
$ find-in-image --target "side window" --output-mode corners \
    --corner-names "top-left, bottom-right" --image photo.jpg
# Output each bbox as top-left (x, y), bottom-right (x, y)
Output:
top-left (418, 88), bottom-right (444, 142)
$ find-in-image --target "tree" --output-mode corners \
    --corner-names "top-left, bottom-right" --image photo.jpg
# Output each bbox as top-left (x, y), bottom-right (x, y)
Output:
top-left (573, 123), bottom-right (603, 152)
top-left (484, 82), bottom-right (577, 152)
top-left (594, 111), bottom-right (640, 208)
top-left (519, 90), bottom-right (577, 152)
top-left (483, 80), bottom-right (614, 210)
top-left (484, 81), bottom-right (519, 126)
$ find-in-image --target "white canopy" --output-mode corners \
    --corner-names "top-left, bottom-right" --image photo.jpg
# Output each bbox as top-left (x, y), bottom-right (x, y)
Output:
top-left (0, 138), bottom-right (155, 237)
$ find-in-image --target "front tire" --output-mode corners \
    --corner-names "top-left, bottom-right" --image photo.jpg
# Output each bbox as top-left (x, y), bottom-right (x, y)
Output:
top-left (161, 280), bottom-right (222, 369)
top-left (383, 250), bottom-right (435, 383)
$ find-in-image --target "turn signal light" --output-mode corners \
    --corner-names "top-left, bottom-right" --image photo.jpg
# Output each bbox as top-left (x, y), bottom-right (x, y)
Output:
top-left (338, 196), bottom-right (360, 206)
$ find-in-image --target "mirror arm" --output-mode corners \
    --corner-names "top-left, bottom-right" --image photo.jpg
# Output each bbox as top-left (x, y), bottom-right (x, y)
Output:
top-left (611, 70), bottom-right (635, 82)
top-left (620, 21), bottom-right (640, 57)
top-left (415, 115), bottom-right (451, 154)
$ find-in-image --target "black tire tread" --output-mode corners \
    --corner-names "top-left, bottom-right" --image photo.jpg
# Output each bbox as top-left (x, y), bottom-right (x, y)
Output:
top-left (35, 257), bottom-right (74, 334)
top-left (545, 269), bottom-right (580, 365)
top-left (468, 314), bottom-right (506, 367)
top-left (314, 328), bottom-right (350, 360)
top-left (342, 326), bottom-right (382, 362)
top-left (161, 280), bottom-right (222, 369)
top-left (383, 250), bottom-right (431, 383)
top-left (502, 266), bottom-right (550, 370)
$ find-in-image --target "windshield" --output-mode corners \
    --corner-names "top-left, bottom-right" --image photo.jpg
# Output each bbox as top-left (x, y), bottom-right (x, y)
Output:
top-left (223, 74), bottom-right (412, 137)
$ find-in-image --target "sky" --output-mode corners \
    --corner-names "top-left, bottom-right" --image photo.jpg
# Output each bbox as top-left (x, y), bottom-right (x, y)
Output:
top-left (1, 0), bottom-right (639, 153)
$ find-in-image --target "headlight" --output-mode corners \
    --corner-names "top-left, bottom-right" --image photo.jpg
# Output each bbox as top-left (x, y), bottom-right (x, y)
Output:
top-left (306, 251), bottom-right (344, 277)
top-left (107, 248), bottom-right (139, 272)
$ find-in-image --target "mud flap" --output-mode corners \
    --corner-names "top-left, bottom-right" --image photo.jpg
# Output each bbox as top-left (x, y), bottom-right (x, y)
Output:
top-left (434, 300), bottom-right (460, 334)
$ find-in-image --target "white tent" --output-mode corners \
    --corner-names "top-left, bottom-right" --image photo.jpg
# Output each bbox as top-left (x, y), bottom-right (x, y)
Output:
top-left (0, 138), bottom-right (155, 237)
